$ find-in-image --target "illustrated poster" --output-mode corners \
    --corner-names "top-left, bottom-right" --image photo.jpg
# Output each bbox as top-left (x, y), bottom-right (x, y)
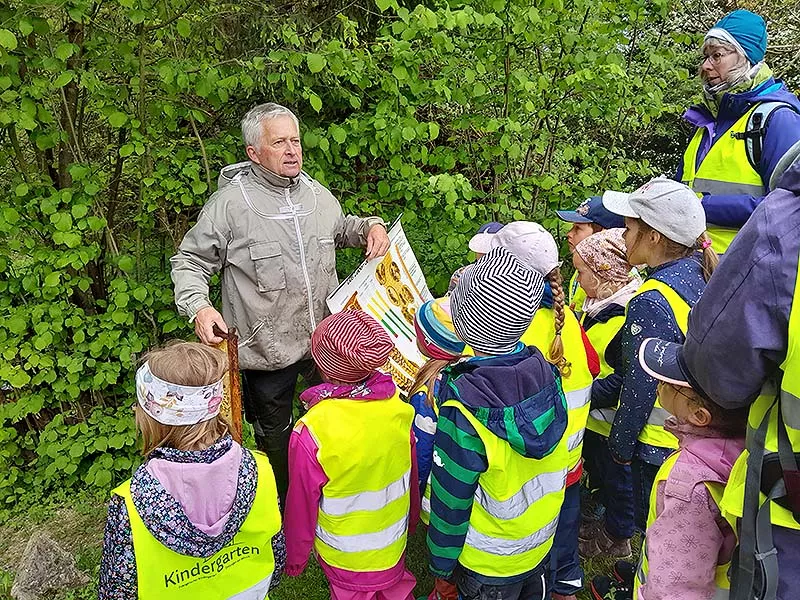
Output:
top-left (327, 218), bottom-right (433, 394)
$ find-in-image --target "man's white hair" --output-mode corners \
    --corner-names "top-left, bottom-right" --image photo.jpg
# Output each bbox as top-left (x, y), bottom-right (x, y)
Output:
top-left (241, 103), bottom-right (300, 149)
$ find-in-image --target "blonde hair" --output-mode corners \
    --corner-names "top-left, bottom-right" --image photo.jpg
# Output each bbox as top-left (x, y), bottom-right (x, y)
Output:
top-left (581, 269), bottom-right (629, 300)
top-left (636, 222), bottom-right (719, 282)
top-left (546, 268), bottom-right (571, 378)
top-left (136, 341), bottom-right (230, 455)
top-left (409, 358), bottom-right (458, 407)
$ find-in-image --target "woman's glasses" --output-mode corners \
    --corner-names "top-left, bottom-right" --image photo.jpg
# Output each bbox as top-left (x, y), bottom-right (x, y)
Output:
top-left (701, 50), bottom-right (735, 67)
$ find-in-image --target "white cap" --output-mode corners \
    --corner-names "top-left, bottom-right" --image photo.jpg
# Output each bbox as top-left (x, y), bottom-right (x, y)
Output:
top-left (491, 221), bottom-right (560, 276)
top-left (602, 177), bottom-right (706, 247)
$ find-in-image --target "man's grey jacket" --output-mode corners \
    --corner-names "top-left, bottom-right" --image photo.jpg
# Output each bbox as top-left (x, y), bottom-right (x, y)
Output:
top-left (171, 161), bottom-right (383, 371)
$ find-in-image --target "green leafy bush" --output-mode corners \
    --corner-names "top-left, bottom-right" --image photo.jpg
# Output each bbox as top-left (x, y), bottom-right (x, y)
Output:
top-left (0, 0), bottom-right (696, 503)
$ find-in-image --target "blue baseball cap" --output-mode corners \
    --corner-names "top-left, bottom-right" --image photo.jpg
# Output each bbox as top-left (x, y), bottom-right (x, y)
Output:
top-left (468, 221), bottom-right (504, 254)
top-left (638, 337), bottom-right (712, 401)
top-left (556, 196), bottom-right (625, 230)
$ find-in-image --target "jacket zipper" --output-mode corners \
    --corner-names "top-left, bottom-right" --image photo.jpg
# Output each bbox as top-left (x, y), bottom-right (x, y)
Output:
top-left (285, 187), bottom-right (316, 331)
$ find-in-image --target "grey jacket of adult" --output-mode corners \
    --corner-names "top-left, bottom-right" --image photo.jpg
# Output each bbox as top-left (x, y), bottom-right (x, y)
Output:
top-left (170, 161), bottom-right (384, 371)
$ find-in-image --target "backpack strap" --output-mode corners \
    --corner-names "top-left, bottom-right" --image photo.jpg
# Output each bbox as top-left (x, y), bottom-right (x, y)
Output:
top-left (733, 102), bottom-right (798, 171)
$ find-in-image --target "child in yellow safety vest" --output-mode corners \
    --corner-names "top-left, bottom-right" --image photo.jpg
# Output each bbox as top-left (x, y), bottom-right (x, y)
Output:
top-left (284, 310), bottom-right (419, 600)
top-left (427, 247), bottom-right (570, 600)
top-left (99, 342), bottom-right (285, 600)
top-left (599, 177), bottom-right (719, 541)
top-left (556, 194), bottom-right (626, 317)
top-left (493, 221), bottom-right (599, 599)
top-left (573, 229), bottom-right (642, 561)
top-left (409, 297), bottom-right (464, 600)
top-left (590, 337), bottom-right (747, 600)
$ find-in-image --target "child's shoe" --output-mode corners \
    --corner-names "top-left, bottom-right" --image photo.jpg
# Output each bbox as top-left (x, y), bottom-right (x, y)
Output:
top-left (578, 526), bottom-right (631, 558)
top-left (613, 560), bottom-right (636, 587)
top-left (578, 517), bottom-right (604, 541)
top-left (590, 575), bottom-right (632, 600)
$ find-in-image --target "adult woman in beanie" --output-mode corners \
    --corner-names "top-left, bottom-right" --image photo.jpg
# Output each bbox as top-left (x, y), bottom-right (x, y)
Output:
top-left (284, 310), bottom-right (419, 600)
top-left (677, 9), bottom-right (800, 253)
top-left (598, 177), bottom-right (718, 541)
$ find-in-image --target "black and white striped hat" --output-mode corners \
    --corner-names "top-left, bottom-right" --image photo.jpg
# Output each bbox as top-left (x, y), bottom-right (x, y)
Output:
top-left (450, 246), bottom-right (544, 355)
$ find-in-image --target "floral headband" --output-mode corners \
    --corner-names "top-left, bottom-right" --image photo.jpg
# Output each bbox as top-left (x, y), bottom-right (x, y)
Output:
top-left (136, 362), bottom-right (224, 426)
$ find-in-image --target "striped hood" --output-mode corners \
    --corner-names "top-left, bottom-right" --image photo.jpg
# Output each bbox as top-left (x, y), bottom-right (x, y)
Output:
top-left (438, 346), bottom-right (568, 459)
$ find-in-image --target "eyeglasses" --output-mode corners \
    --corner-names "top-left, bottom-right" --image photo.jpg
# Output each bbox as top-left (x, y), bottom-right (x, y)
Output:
top-left (701, 50), bottom-right (735, 66)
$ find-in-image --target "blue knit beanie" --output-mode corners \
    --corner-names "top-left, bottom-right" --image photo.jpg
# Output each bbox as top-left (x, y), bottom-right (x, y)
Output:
top-left (707, 9), bottom-right (767, 65)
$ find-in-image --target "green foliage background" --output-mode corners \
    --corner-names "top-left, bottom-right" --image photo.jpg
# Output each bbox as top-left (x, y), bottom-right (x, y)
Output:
top-left (0, 0), bottom-right (796, 507)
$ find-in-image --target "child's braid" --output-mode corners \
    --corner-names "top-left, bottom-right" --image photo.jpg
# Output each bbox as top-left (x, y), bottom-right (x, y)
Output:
top-left (547, 268), bottom-right (571, 378)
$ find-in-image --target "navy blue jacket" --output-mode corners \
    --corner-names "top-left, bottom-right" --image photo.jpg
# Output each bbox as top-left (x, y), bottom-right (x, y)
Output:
top-left (676, 79), bottom-right (800, 228)
top-left (585, 304), bottom-right (626, 410)
top-left (609, 257), bottom-right (707, 465)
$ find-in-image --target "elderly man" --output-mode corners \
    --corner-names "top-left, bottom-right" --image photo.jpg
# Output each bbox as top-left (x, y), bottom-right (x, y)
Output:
top-left (171, 103), bottom-right (389, 498)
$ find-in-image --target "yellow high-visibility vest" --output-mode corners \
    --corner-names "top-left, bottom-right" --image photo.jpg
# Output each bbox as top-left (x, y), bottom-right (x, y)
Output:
top-left (443, 400), bottom-right (569, 578)
top-left (113, 451), bottom-right (281, 599)
top-left (568, 270), bottom-right (587, 316)
top-left (521, 307), bottom-right (593, 471)
top-left (626, 279), bottom-right (691, 450)
top-left (721, 249), bottom-right (800, 533)
top-left (635, 451), bottom-right (733, 598)
top-left (583, 314), bottom-right (626, 437)
top-left (298, 391), bottom-right (415, 571)
top-left (681, 104), bottom-right (766, 254)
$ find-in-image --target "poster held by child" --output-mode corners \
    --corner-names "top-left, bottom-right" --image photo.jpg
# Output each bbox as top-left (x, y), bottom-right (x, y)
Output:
top-left (99, 341), bottom-right (284, 600)
top-left (284, 310), bottom-right (419, 600)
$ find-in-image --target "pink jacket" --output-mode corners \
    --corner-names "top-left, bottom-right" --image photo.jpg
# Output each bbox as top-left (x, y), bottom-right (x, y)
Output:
top-left (284, 374), bottom-right (420, 592)
top-left (638, 418), bottom-right (744, 600)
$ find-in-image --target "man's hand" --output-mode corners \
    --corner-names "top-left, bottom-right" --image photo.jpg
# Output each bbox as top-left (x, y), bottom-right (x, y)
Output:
top-left (365, 224), bottom-right (390, 260)
top-left (194, 306), bottom-right (228, 345)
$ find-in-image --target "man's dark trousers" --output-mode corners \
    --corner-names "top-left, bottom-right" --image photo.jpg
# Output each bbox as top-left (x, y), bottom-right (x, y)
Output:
top-left (241, 360), bottom-right (316, 505)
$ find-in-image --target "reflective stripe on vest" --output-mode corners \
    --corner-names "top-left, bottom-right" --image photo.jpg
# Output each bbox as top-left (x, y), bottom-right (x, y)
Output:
top-left (628, 279), bottom-right (690, 449)
top-left (112, 452), bottom-right (280, 600)
top-left (444, 400), bottom-right (568, 577)
top-left (299, 392), bottom-right (415, 571)
top-left (319, 470), bottom-right (410, 516)
top-left (584, 314), bottom-right (626, 437)
top-left (635, 451), bottom-right (732, 599)
top-left (681, 104), bottom-right (765, 254)
top-left (420, 472), bottom-right (432, 526)
top-left (521, 307), bottom-right (593, 470)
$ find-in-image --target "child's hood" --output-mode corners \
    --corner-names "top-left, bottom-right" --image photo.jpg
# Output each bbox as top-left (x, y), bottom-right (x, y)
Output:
top-left (129, 436), bottom-right (257, 558)
top-left (441, 346), bottom-right (568, 460)
top-left (665, 417), bottom-right (745, 485)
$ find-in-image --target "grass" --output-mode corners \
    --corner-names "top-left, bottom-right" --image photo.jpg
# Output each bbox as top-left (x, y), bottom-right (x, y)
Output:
top-left (0, 491), bottom-right (637, 600)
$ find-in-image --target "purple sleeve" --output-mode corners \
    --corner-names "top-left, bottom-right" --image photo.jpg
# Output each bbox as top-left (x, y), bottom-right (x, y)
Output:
top-left (683, 201), bottom-right (791, 408)
top-left (701, 192), bottom-right (762, 228)
top-left (98, 495), bottom-right (137, 600)
top-left (409, 429), bottom-right (421, 535)
top-left (639, 483), bottom-right (725, 600)
top-left (761, 108), bottom-right (800, 190)
top-left (284, 426), bottom-right (327, 576)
